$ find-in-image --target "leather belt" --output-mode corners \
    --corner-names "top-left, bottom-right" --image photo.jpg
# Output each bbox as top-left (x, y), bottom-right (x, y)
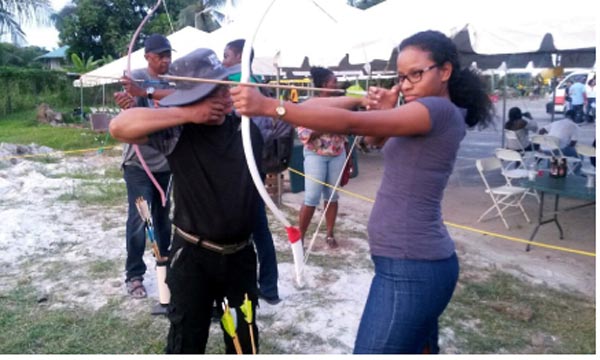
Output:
top-left (175, 226), bottom-right (250, 255)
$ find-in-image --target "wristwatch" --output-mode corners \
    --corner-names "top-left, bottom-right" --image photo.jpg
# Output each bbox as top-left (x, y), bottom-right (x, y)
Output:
top-left (146, 86), bottom-right (155, 100)
top-left (275, 99), bottom-right (286, 119)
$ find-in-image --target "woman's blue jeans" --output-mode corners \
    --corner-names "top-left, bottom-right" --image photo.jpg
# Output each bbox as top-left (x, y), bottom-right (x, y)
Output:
top-left (124, 165), bottom-right (172, 282)
top-left (354, 253), bottom-right (459, 354)
top-left (303, 148), bottom-right (346, 206)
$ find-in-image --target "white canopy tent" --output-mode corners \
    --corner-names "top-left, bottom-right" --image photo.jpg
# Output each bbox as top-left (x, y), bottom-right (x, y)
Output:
top-left (357, 0), bottom-right (596, 69)
top-left (356, 0), bottom-right (466, 63)
top-left (75, 0), bottom-right (595, 84)
top-left (199, 0), bottom-right (370, 70)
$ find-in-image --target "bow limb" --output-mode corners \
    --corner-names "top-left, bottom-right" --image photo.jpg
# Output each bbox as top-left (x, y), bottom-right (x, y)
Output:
top-left (126, 0), bottom-right (163, 78)
top-left (125, 0), bottom-right (169, 207)
top-left (239, 0), bottom-right (303, 287)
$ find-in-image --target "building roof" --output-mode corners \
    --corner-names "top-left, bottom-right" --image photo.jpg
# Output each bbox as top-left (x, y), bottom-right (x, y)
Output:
top-left (35, 45), bottom-right (69, 60)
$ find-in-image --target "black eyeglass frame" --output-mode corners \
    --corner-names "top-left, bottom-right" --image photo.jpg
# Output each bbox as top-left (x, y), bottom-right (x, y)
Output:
top-left (397, 64), bottom-right (439, 85)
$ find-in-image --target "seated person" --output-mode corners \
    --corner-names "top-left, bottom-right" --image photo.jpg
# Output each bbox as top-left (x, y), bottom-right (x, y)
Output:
top-left (504, 107), bottom-right (538, 151)
top-left (539, 115), bottom-right (581, 174)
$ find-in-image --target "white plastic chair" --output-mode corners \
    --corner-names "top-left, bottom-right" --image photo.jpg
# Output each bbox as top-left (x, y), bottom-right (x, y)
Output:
top-left (530, 134), bottom-right (554, 168)
top-left (476, 157), bottom-right (531, 229)
top-left (504, 129), bottom-right (534, 161)
top-left (575, 143), bottom-right (596, 177)
top-left (495, 148), bottom-right (540, 202)
top-left (495, 148), bottom-right (528, 181)
top-left (533, 135), bottom-right (582, 175)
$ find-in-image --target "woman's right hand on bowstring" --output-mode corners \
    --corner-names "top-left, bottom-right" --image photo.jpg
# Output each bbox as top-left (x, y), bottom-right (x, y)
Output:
top-left (366, 85), bottom-right (401, 110)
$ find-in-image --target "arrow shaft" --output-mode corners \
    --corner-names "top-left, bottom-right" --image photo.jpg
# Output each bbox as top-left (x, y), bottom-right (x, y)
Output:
top-left (158, 74), bottom-right (366, 95)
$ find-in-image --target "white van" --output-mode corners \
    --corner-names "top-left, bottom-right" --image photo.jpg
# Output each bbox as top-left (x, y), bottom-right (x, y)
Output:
top-left (547, 70), bottom-right (596, 113)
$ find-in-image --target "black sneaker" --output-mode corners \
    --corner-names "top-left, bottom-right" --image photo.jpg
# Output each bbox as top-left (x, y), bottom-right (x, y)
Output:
top-left (259, 293), bottom-right (281, 305)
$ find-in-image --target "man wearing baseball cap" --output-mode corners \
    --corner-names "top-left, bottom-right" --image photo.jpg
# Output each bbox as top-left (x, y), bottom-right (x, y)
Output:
top-left (113, 33), bottom-right (175, 309)
top-left (110, 48), bottom-right (263, 354)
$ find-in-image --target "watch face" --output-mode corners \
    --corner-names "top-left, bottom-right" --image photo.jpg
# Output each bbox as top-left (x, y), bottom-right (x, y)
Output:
top-left (276, 105), bottom-right (286, 117)
top-left (147, 87), bottom-right (155, 99)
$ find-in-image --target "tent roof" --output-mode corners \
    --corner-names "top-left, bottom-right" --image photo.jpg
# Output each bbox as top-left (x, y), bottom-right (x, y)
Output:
top-left (357, 0), bottom-right (596, 69)
top-left (200, 0), bottom-right (368, 68)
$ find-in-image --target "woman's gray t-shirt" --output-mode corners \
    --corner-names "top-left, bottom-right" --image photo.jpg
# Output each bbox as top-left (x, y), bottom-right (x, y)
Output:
top-left (367, 96), bottom-right (466, 260)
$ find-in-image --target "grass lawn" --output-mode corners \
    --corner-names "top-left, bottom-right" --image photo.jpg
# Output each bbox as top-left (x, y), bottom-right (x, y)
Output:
top-left (0, 109), bottom-right (118, 151)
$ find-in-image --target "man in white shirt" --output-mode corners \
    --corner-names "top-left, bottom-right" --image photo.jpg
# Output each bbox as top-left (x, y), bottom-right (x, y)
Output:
top-left (540, 118), bottom-right (578, 154)
top-left (539, 117), bottom-right (580, 173)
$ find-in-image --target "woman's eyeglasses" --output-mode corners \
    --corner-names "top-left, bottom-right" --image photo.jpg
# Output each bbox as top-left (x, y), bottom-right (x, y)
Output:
top-left (397, 64), bottom-right (438, 85)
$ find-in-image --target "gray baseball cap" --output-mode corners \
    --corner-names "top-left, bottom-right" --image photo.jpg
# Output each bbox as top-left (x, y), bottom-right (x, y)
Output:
top-left (159, 48), bottom-right (240, 107)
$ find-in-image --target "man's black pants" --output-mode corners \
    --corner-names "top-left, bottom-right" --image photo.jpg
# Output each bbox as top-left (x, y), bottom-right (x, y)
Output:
top-left (165, 233), bottom-right (259, 354)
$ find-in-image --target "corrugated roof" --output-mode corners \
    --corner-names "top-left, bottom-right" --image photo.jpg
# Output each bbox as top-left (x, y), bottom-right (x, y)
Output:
top-left (35, 45), bottom-right (69, 60)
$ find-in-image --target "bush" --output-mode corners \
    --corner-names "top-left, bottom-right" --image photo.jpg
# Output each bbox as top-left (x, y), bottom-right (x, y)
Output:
top-left (0, 67), bottom-right (74, 116)
top-left (0, 67), bottom-right (124, 119)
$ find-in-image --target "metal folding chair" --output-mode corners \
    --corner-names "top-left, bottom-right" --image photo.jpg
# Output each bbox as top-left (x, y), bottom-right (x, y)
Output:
top-left (530, 134), bottom-right (554, 169)
top-left (575, 143), bottom-right (596, 177)
top-left (504, 129), bottom-right (534, 161)
top-left (533, 135), bottom-right (582, 175)
top-left (476, 157), bottom-right (531, 229)
top-left (495, 148), bottom-right (540, 202)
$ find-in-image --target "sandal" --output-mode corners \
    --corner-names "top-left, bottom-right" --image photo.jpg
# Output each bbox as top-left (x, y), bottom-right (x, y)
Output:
top-left (126, 278), bottom-right (147, 299)
top-left (326, 236), bottom-right (339, 249)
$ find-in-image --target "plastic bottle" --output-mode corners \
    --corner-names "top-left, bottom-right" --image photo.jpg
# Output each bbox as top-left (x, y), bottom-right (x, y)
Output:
top-left (559, 158), bottom-right (567, 177)
top-left (550, 157), bottom-right (558, 178)
top-left (528, 161), bottom-right (537, 181)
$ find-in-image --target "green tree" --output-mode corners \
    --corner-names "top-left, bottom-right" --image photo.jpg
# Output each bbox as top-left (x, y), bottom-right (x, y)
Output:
top-left (55, 0), bottom-right (195, 60)
top-left (177, 0), bottom-right (227, 32)
top-left (68, 52), bottom-right (103, 73)
top-left (0, 42), bottom-right (45, 66)
top-left (0, 0), bottom-right (53, 45)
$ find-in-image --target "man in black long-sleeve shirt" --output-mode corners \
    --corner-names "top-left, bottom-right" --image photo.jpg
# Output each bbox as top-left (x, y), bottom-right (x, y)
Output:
top-left (110, 48), bottom-right (263, 354)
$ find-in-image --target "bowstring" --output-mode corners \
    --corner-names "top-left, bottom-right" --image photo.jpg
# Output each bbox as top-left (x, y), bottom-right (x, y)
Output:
top-left (301, 1), bottom-right (371, 264)
top-left (303, 135), bottom-right (359, 265)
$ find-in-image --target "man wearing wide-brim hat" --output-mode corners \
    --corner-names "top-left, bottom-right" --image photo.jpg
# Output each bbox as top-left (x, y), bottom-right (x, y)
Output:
top-left (110, 48), bottom-right (263, 354)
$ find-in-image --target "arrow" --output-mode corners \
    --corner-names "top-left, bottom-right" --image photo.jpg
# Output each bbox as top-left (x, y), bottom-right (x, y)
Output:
top-left (158, 74), bottom-right (366, 96)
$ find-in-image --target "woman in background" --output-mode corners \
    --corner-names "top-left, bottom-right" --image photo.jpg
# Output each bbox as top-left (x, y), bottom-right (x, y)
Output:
top-left (296, 66), bottom-right (347, 249)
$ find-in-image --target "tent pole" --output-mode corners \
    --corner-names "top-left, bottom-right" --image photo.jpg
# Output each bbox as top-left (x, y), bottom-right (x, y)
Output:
top-left (501, 66), bottom-right (508, 148)
top-left (550, 54), bottom-right (561, 122)
top-left (80, 81), bottom-right (84, 122)
top-left (273, 52), bottom-right (281, 100)
top-left (275, 66), bottom-right (281, 100)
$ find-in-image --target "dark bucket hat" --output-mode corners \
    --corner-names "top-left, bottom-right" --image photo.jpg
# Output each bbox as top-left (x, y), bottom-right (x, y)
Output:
top-left (160, 48), bottom-right (240, 107)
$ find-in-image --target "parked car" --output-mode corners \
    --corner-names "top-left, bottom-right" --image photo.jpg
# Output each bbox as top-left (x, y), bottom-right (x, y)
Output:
top-left (546, 70), bottom-right (596, 114)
